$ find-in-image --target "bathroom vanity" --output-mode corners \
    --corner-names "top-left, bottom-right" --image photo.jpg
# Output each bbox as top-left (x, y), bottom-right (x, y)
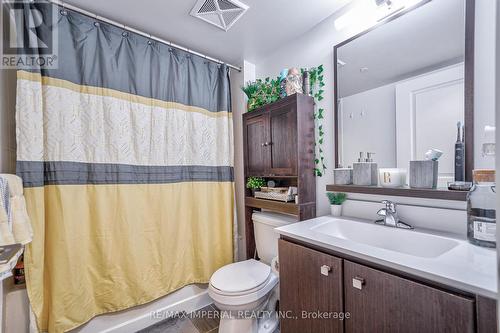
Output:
top-left (276, 216), bottom-right (497, 333)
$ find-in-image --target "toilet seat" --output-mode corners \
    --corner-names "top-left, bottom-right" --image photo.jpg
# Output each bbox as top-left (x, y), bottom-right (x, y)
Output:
top-left (211, 259), bottom-right (271, 294)
top-left (209, 259), bottom-right (279, 306)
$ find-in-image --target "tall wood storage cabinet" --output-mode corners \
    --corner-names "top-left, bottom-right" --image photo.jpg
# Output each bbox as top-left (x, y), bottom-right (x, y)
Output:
top-left (243, 93), bottom-right (316, 259)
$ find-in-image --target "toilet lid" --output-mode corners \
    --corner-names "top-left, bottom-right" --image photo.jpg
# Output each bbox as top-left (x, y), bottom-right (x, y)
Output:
top-left (210, 259), bottom-right (271, 293)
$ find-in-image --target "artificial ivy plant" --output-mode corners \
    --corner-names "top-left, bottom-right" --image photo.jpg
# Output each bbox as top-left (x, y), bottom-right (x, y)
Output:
top-left (241, 77), bottom-right (281, 112)
top-left (241, 65), bottom-right (327, 177)
top-left (304, 65), bottom-right (327, 177)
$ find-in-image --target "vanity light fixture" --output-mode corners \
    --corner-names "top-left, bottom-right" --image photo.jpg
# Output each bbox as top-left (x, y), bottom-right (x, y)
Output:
top-left (334, 0), bottom-right (429, 31)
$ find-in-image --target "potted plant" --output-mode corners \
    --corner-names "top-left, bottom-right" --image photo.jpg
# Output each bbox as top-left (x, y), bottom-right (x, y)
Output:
top-left (326, 192), bottom-right (347, 217)
top-left (246, 177), bottom-right (266, 196)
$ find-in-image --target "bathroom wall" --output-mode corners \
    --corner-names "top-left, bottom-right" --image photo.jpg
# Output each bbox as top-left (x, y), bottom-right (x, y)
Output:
top-left (0, 67), bottom-right (18, 333)
top-left (0, 68), bottom-right (16, 174)
top-left (231, 60), bottom-right (257, 262)
top-left (495, 0), bottom-right (500, 322)
top-left (475, 0), bottom-right (497, 169)
top-left (255, 0), bottom-right (497, 216)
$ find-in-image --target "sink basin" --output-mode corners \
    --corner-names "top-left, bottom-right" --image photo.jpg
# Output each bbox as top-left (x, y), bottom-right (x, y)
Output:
top-left (310, 219), bottom-right (459, 258)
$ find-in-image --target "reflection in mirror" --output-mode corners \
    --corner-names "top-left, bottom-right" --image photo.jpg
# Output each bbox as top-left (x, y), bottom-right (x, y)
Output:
top-left (336, 0), bottom-right (467, 187)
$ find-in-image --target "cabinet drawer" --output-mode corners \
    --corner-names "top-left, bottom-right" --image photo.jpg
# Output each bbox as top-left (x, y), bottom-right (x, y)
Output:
top-left (279, 240), bottom-right (344, 333)
top-left (344, 260), bottom-right (475, 333)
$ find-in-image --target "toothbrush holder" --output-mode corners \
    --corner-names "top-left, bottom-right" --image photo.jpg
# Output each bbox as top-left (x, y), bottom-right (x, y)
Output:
top-left (409, 160), bottom-right (438, 189)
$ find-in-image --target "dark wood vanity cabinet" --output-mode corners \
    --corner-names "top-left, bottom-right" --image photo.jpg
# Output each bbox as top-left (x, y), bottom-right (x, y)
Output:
top-left (279, 239), bottom-right (344, 333)
top-left (279, 239), bottom-right (496, 333)
top-left (344, 261), bottom-right (475, 333)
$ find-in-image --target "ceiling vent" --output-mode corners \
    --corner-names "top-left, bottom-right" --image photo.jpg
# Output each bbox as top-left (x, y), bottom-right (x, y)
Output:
top-left (190, 0), bottom-right (249, 31)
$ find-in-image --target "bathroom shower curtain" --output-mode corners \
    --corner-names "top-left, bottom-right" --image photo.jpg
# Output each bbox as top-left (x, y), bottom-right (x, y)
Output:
top-left (15, 4), bottom-right (234, 332)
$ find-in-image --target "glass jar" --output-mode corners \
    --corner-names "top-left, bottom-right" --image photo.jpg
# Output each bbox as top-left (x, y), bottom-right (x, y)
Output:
top-left (467, 170), bottom-right (496, 248)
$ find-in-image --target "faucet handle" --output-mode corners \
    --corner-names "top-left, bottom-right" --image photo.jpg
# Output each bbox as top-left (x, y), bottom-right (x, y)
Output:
top-left (381, 200), bottom-right (396, 213)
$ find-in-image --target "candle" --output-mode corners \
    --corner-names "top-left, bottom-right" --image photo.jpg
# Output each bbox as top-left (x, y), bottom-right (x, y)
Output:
top-left (379, 168), bottom-right (407, 187)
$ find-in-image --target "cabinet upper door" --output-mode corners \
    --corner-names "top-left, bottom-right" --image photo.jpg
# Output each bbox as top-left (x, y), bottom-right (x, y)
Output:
top-left (344, 260), bottom-right (475, 333)
top-left (269, 105), bottom-right (297, 175)
top-left (244, 114), bottom-right (270, 176)
top-left (278, 240), bottom-right (344, 333)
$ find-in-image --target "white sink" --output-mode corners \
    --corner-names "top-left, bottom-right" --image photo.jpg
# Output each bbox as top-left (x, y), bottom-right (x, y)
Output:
top-left (310, 219), bottom-right (460, 258)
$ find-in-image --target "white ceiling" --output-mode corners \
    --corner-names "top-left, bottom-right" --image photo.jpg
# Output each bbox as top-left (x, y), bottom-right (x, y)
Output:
top-left (64, 0), bottom-right (351, 66)
top-left (338, 0), bottom-right (465, 97)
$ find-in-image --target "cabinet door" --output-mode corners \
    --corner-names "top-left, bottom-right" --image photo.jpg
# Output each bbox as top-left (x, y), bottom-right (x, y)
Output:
top-left (269, 105), bottom-right (297, 175)
top-left (278, 240), bottom-right (344, 333)
top-left (344, 260), bottom-right (475, 333)
top-left (244, 114), bottom-right (269, 175)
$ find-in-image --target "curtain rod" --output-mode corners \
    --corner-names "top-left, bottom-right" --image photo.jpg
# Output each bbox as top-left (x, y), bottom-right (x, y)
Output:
top-left (48, 0), bottom-right (242, 72)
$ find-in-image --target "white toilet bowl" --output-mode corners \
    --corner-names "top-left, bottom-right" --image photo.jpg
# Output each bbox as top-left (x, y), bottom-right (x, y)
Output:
top-left (208, 259), bottom-right (279, 333)
top-left (208, 211), bottom-right (295, 333)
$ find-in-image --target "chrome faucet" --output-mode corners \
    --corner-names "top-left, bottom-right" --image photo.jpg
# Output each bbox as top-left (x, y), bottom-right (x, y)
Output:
top-left (375, 200), bottom-right (413, 229)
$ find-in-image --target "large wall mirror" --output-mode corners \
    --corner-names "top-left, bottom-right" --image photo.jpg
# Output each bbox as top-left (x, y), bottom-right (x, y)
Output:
top-left (334, 0), bottom-right (474, 188)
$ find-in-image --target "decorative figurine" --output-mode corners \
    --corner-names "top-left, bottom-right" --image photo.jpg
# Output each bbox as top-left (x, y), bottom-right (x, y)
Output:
top-left (285, 67), bottom-right (303, 95)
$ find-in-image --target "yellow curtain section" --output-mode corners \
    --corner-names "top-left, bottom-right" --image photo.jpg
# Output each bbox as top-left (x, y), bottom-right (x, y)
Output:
top-left (24, 182), bottom-right (234, 332)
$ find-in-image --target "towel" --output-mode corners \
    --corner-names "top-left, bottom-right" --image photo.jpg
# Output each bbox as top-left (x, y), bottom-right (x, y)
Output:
top-left (0, 202), bottom-right (15, 245)
top-left (0, 174), bottom-right (33, 245)
top-left (0, 178), bottom-right (11, 230)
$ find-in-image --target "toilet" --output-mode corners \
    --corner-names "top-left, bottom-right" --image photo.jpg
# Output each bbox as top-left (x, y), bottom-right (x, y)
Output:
top-left (208, 211), bottom-right (296, 333)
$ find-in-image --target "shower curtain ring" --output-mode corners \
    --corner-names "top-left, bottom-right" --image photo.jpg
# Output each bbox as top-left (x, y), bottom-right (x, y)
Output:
top-left (60, 1), bottom-right (68, 16)
top-left (122, 24), bottom-right (129, 37)
top-left (93, 13), bottom-right (100, 27)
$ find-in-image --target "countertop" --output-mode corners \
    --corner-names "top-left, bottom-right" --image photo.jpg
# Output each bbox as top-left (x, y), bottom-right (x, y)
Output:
top-left (275, 216), bottom-right (497, 299)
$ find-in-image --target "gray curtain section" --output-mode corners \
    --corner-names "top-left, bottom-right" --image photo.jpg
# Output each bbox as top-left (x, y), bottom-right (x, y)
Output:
top-left (17, 161), bottom-right (234, 187)
top-left (20, 2), bottom-right (231, 113)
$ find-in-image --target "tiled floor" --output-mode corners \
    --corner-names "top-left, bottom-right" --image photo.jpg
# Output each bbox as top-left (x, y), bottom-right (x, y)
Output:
top-left (137, 304), bottom-right (220, 333)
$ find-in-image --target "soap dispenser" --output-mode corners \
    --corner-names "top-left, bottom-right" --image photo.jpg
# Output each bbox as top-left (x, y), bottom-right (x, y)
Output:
top-left (353, 152), bottom-right (378, 186)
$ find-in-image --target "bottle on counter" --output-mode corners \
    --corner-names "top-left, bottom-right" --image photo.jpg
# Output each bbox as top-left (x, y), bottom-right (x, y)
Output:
top-left (467, 169), bottom-right (496, 248)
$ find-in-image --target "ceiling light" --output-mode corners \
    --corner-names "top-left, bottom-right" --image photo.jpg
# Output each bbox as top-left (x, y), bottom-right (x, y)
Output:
top-left (334, 0), bottom-right (428, 31)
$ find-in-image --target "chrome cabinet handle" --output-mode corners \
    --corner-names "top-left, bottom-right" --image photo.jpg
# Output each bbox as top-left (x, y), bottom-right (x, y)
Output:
top-left (352, 276), bottom-right (365, 290)
top-left (261, 143), bottom-right (266, 147)
top-left (320, 265), bottom-right (332, 276)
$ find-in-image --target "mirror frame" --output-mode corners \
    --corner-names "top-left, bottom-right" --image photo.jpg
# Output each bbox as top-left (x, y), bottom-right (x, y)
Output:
top-left (333, 0), bottom-right (475, 182)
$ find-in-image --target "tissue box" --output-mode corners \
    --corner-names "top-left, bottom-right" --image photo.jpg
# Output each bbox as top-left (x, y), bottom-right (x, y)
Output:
top-left (409, 160), bottom-right (438, 189)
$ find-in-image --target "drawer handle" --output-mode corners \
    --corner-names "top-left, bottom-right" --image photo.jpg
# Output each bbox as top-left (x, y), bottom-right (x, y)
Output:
top-left (352, 276), bottom-right (365, 290)
top-left (320, 265), bottom-right (331, 276)
top-left (261, 142), bottom-right (267, 147)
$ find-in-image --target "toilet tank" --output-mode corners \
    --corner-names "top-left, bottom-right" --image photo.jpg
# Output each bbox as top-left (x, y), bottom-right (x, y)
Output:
top-left (252, 211), bottom-right (297, 265)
